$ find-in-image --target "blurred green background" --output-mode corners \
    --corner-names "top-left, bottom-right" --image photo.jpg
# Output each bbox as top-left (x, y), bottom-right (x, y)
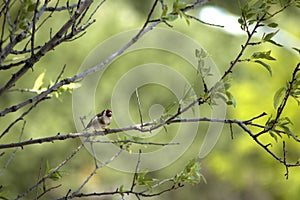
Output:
top-left (1, 0), bottom-right (300, 199)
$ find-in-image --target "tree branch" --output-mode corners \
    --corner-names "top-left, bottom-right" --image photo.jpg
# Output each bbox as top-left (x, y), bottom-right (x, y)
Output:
top-left (0, 0), bottom-right (94, 96)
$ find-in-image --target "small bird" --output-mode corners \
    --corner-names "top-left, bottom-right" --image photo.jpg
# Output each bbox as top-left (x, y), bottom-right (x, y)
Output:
top-left (84, 109), bottom-right (112, 131)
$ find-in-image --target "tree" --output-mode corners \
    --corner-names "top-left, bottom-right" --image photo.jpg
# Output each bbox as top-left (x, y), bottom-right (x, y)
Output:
top-left (1, 0), bottom-right (300, 199)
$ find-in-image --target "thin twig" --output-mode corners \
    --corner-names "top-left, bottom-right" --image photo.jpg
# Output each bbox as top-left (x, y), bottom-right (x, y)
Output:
top-left (89, 140), bottom-right (99, 167)
top-left (36, 184), bottom-right (62, 199)
top-left (219, 20), bottom-right (263, 81)
top-left (16, 143), bottom-right (85, 200)
top-left (35, 159), bottom-right (44, 198)
top-left (244, 112), bottom-right (267, 124)
top-left (70, 147), bottom-right (124, 197)
top-left (87, 139), bottom-right (180, 146)
top-left (186, 14), bottom-right (224, 28)
top-left (283, 141), bottom-right (289, 179)
top-left (0, 121), bottom-right (26, 177)
top-left (30, 0), bottom-right (39, 56)
top-left (45, 3), bottom-right (78, 12)
top-left (131, 149), bottom-right (142, 191)
top-left (135, 88), bottom-right (144, 128)
top-left (54, 64), bottom-right (67, 84)
top-left (0, 97), bottom-right (50, 139)
top-left (84, 0), bottom-right (106, 25)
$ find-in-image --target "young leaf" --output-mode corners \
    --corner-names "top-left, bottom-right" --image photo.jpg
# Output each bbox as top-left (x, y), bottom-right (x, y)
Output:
top-left (251, 50), bottom-right (276, 60)
top-left (163, 13), bottom-right (178, 21)
top-left (254, 60), bottom-right (272, 76)
top-left (267, 22), bottom-right (278, 28)
top-left (179, 10), bottom-right (190, 25)
top-left (136, 169), bottom-right (158, 190)
top-left (262, 30), bottom-right (279, 42)
top-left (46, 160), bottom-right (63, 181)
top-left (269, 131), bottom-right (278, 142)
top-left (60, 82), bottom-right (81, 93)
top-left (286, 130), bottom-right (300, 142)
top-left (273, 87), bottom-right (285, 108)
top-left (283, 117), bottom-right (293, 125)
top-left (49, 170), bottom-right (62, 181)
top-left (33, 72), bottom-right (45, 90)
top-left (161, 5), bottom-right (168, 17)
top-left (119, 185), bottom-right (124, 196)
top-left (226, 91), bottom-right (236, 107)
top-left (174, 159), bottom-right (203, 185)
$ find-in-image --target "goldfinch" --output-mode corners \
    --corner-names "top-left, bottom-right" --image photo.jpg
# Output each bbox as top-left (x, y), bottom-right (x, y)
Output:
top-left (85, 109), bottom-right (112, 130)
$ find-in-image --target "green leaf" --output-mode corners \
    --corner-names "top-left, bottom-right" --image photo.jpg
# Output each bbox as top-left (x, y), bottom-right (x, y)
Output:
top-left (286, 130), bottom-right (300, 142)
top-left (163, 13), bottom-right (178, 21)
top-left (226, 91), bottom-right (236, 107)
top-left (46, 162), bottom-right (63, 181)
top-left (251, 50), bottom-right (276, 60)
top-left (174, 159), bottom-right (203, 185)
top-left (254, 60), bottom-right (272, 76)
top-left (0, 185), bottom-right (9, 200)
top-left (60, 82), bottom-right (81, 92)
top-left (269, 131), bottom-right (278, 142)
top-left (173, 0), bottom-right (188, 11)
top-left (161, 5), bottom-right (168, 17)
top-left (267, 22), bottom-right (278, 28)
top-left (273, 87), bottom-right (285, 108)
top-left (33, 72), bottom-right (45, 90)
top-left (263, 30), bottom-right (279, 41)
top-left (283, 117), bottom-right (293, 125)
top-left (291, 96), bottom-right (300, 106)
top-left (136, 169), bottom-right (158, 190)
top-left (27, 3), bottom-right (35, 12)
top-left (49, 171), bottom-right (62, 181)
top-left (119, 185), bottom-right (124, 196)
top-left (238, 17), bottom-right (245, 25)
top-left (179, 10), bottom-right (190, 25)
top-left (223, 76), bottom-right (232, 90)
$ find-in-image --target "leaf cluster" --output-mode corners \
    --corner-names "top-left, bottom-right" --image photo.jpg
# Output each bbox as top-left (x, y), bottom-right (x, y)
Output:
top-left (174, 159), bottom-right (204, 185)
top-left (45, 160), bottom-right (63, 181)
top-left (195, 48), bottom-right (236, 107)
top-left (18, 0), bottom-right (36, 30)
top-left (265, 116), bottom-right (297, 142)
top-left (238, 0), bottom-right (294, 28)
top-left (136, 169), bottom-right (159, 190)
top-left (161, 0), bottom-right (191, 25)
top-left (251, 50), bottom-right (276, 76)
top-left (236, 1), bottom-right (297, 76)
top-left (265, 64), bottom-right (300, 142)
top-left (274, 69), bottom-right (300, 108)
top-left (31, 71), bottom-right (81, 100)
